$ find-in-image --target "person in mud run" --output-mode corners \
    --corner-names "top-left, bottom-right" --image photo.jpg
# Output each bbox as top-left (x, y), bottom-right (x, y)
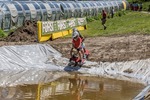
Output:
top-left (73, 28), bottom-right (86, 52)
top-left (70, 28), bottom-right (85, 63)
top-left (101, 10), bottom-right (107, 30)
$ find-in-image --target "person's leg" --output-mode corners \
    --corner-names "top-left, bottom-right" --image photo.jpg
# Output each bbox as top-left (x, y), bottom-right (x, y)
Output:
top-left (104, 19), bottom-right (107, 30)
top-left (102, 20), bottom-right (104, 29)
top-left (102, 19), bottom-right (106, 30)
top-left (78, 50), bottom-right (83, 61)
top-left (103, 24), bottom-right (106, 30)
top-left (70, 47), bottom-right (74, 57)
top-left (81, 49), bottom-right (85, 59)
top-left (112, 14), bottom-right (114, 18)
top-left (102, 24), bottom-right (105, 30)
top-left (82, 43), bottom-right (86, 52)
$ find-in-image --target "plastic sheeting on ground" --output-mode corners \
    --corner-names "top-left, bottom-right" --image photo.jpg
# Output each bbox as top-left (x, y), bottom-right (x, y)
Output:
top-left (133, 85), bottom-right (150, 100)
top-left (0, 44), bottom-right (65, 86)
top-left (0, 44), bottom-right (150, 87)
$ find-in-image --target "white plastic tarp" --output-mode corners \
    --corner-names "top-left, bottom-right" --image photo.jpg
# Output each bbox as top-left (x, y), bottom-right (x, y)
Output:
top-left (0, 44), bottom-right (150, 87)
top-left (0, 44), bottom-right (62, 86)
top-left (133, 85), bottom-right (150, 100)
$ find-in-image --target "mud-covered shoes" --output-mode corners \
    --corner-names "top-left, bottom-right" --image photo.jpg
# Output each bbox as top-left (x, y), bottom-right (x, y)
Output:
top-left (83, 54), bottom-right (86, 59)
top-left (104, 26), bottom-right (107, 30)
top-left (79, 59), bottom-right (85, 65)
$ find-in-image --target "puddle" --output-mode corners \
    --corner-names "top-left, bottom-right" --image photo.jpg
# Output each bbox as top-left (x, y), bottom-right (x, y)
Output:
top-left (0, 74), bottom-right (144, 100)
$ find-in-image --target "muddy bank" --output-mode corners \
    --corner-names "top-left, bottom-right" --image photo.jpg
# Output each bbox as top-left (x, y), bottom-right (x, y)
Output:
top-left (0, 35), bottom-right (150, 62)
top-left (48, 35), bottom-right (150, 62)
top-left (2, 21), bottom-right (38, 42)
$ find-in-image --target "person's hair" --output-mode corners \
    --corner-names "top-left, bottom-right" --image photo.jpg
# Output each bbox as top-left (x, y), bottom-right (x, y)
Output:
top-left (73, 28), bottom-right (77, 32)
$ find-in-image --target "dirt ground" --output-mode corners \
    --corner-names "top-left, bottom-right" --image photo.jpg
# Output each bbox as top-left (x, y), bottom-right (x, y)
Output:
top-left (0, 21), bottom-right (150, 62)
top-left (3, 21), bottom-right (37, 42)
top-left (48, 35), bottom-right (150, 62)
top-left (0, 34), bottom-right (150, 62)
top-left (0, 35), bottom-right (150, 62)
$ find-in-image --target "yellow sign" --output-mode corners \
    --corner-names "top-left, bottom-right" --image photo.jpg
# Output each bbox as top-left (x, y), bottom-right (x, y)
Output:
top-left (37, 18), bottom-right (87, 42)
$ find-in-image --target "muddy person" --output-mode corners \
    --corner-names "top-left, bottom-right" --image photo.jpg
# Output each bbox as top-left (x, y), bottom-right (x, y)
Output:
top-left (74, 28), bottom-right (86, 53)
top-left (70, 29), bottom-right (85, 64)
top-left (101, 10), bottom-right (107, 30)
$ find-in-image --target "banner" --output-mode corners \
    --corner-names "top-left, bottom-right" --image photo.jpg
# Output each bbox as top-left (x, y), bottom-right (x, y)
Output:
top-left (41, 17), bottom-right (87, 35)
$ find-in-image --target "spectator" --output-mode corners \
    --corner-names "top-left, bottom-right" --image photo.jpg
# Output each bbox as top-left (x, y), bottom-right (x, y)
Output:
top-left (131, 2), bottom-right (134, 11)
top-left (133, 2), bottom-right (136, 11)
top-left (135, 2), bottom-right (139, 11)
top-left (148, 5), bottom-right (150, 12)
top-left (110, 7), bottom-right (114, 18)
top-left (139, 2), bottom-right (143, 11)
top-left (129, 2), bottom-right (133, 10)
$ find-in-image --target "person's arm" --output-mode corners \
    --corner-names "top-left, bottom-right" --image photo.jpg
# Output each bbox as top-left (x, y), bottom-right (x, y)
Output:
top-left (78, 30), bottom-right (85, 42)
top-left (77, 31), bottom-right (82, 38)
top-left (70, 45), bottom-right (74, 57)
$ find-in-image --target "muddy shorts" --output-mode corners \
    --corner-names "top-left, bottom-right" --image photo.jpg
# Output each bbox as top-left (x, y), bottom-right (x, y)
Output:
top-left (76, 43), bottom-right (85, 51)
top-left (81, 43), bottom-right (85, 49)
top-left (77, 47), bottom-right (83, 51)
top-left (102, 18), bottom-right (106, 25)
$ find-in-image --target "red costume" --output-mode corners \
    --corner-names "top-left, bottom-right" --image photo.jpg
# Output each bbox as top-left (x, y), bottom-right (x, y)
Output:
top-left (72, 37), bottom-right (82, 49)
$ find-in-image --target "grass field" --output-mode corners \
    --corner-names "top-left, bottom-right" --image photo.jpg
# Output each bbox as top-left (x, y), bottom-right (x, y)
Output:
top-left (79, 11), bottom-right (150, 37)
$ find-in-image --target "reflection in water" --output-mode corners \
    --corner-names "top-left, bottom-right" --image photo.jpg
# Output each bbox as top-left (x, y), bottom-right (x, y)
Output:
top-left (0, 74), bottom-right (145, 100)
top-left (69, 73), bottom-right (88, 100)
top-left (0, 85), bottom-right (38, 100)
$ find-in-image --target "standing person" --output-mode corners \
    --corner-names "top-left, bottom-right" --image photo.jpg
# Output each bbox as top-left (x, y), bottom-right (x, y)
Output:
top-left (101, 10), bottom-right (107, 30)
top-left (129, 2), bottom-right (133, 10)
top-left (148, 5), bottom-right (150, 12)
top-left (110, 7), bottom-right (114, 18)
top-left (139, 2), bottom-right (143, 11)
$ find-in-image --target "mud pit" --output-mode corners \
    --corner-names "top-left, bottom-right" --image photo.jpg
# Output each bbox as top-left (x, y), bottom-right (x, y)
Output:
top-left (48, 35), bottom-right (150, 62)
top-left (0, 34), bottom-right (150, 62)
top-left (0, 26), bottom-right (150, 100)
top-left (2, 21), bottom-right (38, 42)
top-left (1, 21), bottom-right (150, 100)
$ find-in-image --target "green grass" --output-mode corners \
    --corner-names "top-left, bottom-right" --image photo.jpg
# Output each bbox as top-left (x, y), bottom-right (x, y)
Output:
top-left (0, 29), bottom-right (7, 38)
top-left (79, 11), bottom-right (150, 37)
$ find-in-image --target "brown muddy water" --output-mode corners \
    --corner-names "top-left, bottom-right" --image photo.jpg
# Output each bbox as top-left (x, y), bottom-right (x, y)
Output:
top-left (0, 74), bottom-right (144, 100)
